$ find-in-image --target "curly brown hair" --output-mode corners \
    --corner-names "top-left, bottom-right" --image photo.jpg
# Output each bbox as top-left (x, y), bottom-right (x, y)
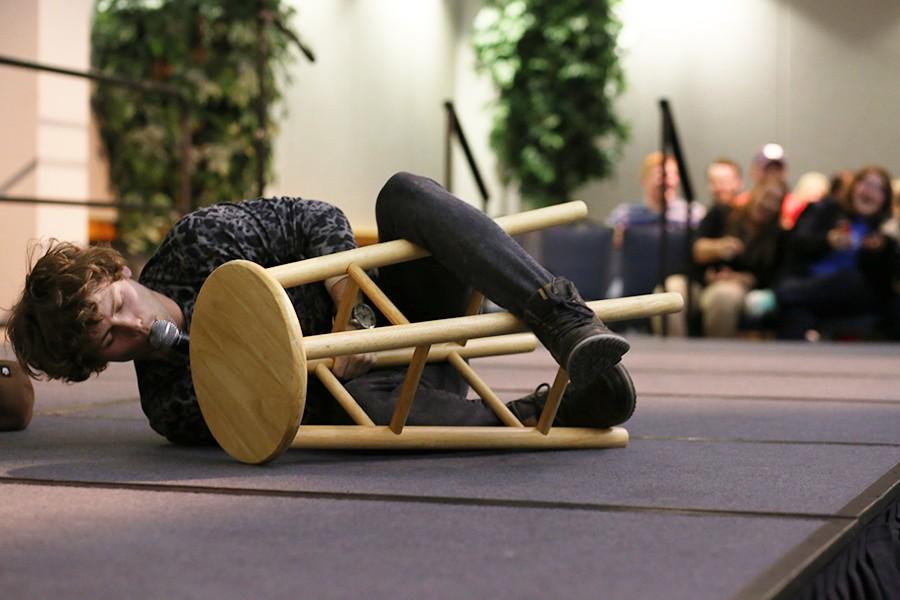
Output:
top-left (5, 241), bottom-right (127, 382)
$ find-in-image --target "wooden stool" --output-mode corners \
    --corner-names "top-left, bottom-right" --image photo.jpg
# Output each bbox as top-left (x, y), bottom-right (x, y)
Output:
top-left (190, 201), bottom-right (683, 464)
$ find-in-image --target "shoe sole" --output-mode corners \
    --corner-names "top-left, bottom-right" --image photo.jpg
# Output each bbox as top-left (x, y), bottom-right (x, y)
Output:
top-left (561, 363), bottom-right (637, 428)
top-left (565, 332), bottom-right (630, 387)
top-left (605, 363), bottom-right (637, 426)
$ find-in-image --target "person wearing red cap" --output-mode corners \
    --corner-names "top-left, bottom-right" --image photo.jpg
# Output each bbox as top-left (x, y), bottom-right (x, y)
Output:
top-left (734, 144), bottom-right (791, 205)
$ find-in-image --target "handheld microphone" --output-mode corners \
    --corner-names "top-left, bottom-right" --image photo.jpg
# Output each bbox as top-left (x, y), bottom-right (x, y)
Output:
top-left (149, 320), bottom-right (190, 353)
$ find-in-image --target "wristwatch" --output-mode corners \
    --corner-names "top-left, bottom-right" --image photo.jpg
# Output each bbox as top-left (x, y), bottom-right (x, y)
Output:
top-left (348, 302), bottom-right (376, 330)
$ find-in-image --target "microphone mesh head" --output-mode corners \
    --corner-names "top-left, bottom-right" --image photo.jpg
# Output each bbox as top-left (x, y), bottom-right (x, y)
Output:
top-left (149, 320), bottom-right (179, 350)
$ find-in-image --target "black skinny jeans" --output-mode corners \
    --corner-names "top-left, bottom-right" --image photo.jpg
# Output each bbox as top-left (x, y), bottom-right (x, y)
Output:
top-left (337, 172), bottom-right (556, 426)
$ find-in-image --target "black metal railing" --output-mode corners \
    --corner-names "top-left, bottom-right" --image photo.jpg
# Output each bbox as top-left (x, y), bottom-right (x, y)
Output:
top-left (657, 98), bottom-right (696, 336)
top-left (443, 100), bottom-right (489, 209)
top-left (0, 53), bottom-right (193, 215)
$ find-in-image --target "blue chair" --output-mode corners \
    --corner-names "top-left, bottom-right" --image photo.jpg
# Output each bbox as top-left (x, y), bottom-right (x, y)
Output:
top-left (540, 223), bottom-right (614, 301)
top-left (614, 225), bottom-right (692, 332)
top-left (620, 225), bottom-right (691, 298)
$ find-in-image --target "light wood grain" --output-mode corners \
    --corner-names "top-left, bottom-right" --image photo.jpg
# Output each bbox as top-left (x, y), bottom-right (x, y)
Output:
top-left (302, 293), bottom-right (683, 360)
top-left (537, 368), bottom-right (570, 434)
top-left (289, 425), bottom-right (629, 450)
top-left (190, 260), bottom-right (306, 464)
top-left (389, 345), bottom-right (431, 433)
top-left (305, 333), bottom-right (538, 371)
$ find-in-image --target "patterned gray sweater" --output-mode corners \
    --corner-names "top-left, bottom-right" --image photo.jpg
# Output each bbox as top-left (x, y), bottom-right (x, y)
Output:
top-left (135, 197), bottom-right (357, 444)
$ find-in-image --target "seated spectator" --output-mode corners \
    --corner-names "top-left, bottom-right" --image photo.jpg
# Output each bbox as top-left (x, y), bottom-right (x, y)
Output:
top-left (607, 151), bottom-right (706, 242)
top-left (734, 143), bottom-right (791, 208)
top-left (707, 158), bottom-right (743, 206)
top-left (605, 151), bottom-right (705, 302)
top-left (782, 171), bottom-right (829, 230)
top-left (762, 166), bottom-right (896, 340)
top-left (665, 178), bottom-right (786, 337)
top-left (882, 179), bottom-right (900, 339)
top-left (881, 178), bottom-right (900, 240)
top-left (829, 170), bottom-right (855, 205)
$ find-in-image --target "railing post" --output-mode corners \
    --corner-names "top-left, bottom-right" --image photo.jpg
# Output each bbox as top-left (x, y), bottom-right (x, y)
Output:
top-left (443, 100), bottom-right (490, 210)
top-left (178, 100), bottom-right (193, 214)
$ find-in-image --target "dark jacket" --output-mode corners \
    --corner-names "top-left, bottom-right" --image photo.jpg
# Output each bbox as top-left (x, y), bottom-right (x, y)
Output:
top-left (784, 197), bottom-right (895, 297)
top-left (693, 203), bottom-right (787, 288)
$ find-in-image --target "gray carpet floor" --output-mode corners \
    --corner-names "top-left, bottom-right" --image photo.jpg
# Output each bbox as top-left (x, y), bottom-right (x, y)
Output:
top-left (1, 335), bottom-right (898, 599)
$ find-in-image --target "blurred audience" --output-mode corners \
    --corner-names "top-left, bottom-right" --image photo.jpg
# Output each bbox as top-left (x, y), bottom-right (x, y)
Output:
top-left (766, 166), bottom-right (896, 340)
top-left (607, 151), bottom-right (706, 248)
top-left (601, 143), bottom-right (898, 342)
top-left (882, 178), bottom-right (900, 240)
top-left (665, 179), bottom-right (786, 337)
top-left (606, 151), bottom-right (705, 302)
top-left (782, 171), bottom-right (829, 230)
top-left (735, 144), bottom-right (789, 205)
top-left (829, 170), bottom-right (855, 206)
top-left (707, 158), bottom-right (743, 206)
top-left (883, 179), bottom-right (900, 339)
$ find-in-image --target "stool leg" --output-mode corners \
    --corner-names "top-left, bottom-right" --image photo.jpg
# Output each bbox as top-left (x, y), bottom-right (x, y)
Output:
top-left (537, 368), bottom-right (569, 434)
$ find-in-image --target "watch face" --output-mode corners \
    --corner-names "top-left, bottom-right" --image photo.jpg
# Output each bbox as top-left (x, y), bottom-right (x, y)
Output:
top-left (351, 303), bottom-right (376, 328)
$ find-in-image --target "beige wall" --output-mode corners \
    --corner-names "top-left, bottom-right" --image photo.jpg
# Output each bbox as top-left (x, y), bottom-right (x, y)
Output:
top-left (0, 0), bottom-right (92, 322)
top-left (0, 2), bottom-right (39, 322)
top-left (270, 0), bottom-right (459, 228)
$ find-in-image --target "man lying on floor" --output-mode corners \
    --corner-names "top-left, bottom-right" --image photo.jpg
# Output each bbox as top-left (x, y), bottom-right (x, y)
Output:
top-left (4, 172), bottom-right (635, 445)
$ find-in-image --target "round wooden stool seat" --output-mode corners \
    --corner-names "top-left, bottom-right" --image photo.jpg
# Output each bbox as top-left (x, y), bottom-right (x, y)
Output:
top-left (191, 260), bottom-right (307, 464)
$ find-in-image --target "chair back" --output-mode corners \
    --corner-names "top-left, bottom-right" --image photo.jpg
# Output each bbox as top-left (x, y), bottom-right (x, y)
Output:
top-left (620, 225), bottom-right (691, 297)
top-left (541, 223), bottom-right (614, 300)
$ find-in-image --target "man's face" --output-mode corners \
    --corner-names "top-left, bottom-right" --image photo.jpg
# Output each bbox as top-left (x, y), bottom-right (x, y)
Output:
top-left (642, 160), bottom-right (680, 210)
top-left (707, 163), bottom-right (742, 205)
top-left (87, 267), bottom-right (167, 363)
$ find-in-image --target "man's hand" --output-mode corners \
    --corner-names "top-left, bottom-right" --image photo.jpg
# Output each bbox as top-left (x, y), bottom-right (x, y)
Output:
top-left (705, 267), bottom-right (755, 288)
top-left (717, 236), bottom-right (745, 261)
top-left (861, 233), bottom-right (885, 252)
top-left (324, 275), bottom-right (377, 380)
top-left (331, 351), bottom-right (376, 380)
top-left (827, 224), bottom-right (853, 250)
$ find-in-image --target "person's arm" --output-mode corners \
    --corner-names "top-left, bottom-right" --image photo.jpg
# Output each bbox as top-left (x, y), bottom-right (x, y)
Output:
top-left (324, 275), bottom-right (377, 380)
top-left (693, 236), bottom-right (745, 264)
top-left (790, 199), bottom-right (840, 260)
top-left (290, 198), bottom-right (382, 379)
top-left (691, 205), bottom-right (743, 264)
top-left (287, 199), bottom-right (359, 259)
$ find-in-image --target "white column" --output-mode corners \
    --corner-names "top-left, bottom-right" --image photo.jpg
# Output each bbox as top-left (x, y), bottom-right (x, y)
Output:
top-left (0, 0), bottom-right (92, 322)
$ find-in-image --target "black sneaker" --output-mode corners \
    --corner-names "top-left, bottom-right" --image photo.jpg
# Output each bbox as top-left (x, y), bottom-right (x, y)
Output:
top-left (557, 363), bottom-right (636, 428)
top-left (505, 363), bottom-right (636, 429)
top-left (506, 383), bottom-right (550, 427)
top-left (523, 278), bottom-right (630, 386)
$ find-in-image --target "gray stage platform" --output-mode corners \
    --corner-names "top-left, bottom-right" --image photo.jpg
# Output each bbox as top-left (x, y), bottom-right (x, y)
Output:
top-left (1, 336), bottom-right (898, 599)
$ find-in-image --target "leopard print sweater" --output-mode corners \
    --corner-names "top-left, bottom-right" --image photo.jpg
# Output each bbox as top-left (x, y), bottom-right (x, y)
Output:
top-left (135, 197), bottom-right (357, 444)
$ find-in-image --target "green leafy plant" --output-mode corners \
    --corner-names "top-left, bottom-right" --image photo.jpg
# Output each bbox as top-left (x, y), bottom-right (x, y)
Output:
top-left (472, 0), bottom-right (628, 207)
top-left (91, 0), bottom-right (304, 255)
